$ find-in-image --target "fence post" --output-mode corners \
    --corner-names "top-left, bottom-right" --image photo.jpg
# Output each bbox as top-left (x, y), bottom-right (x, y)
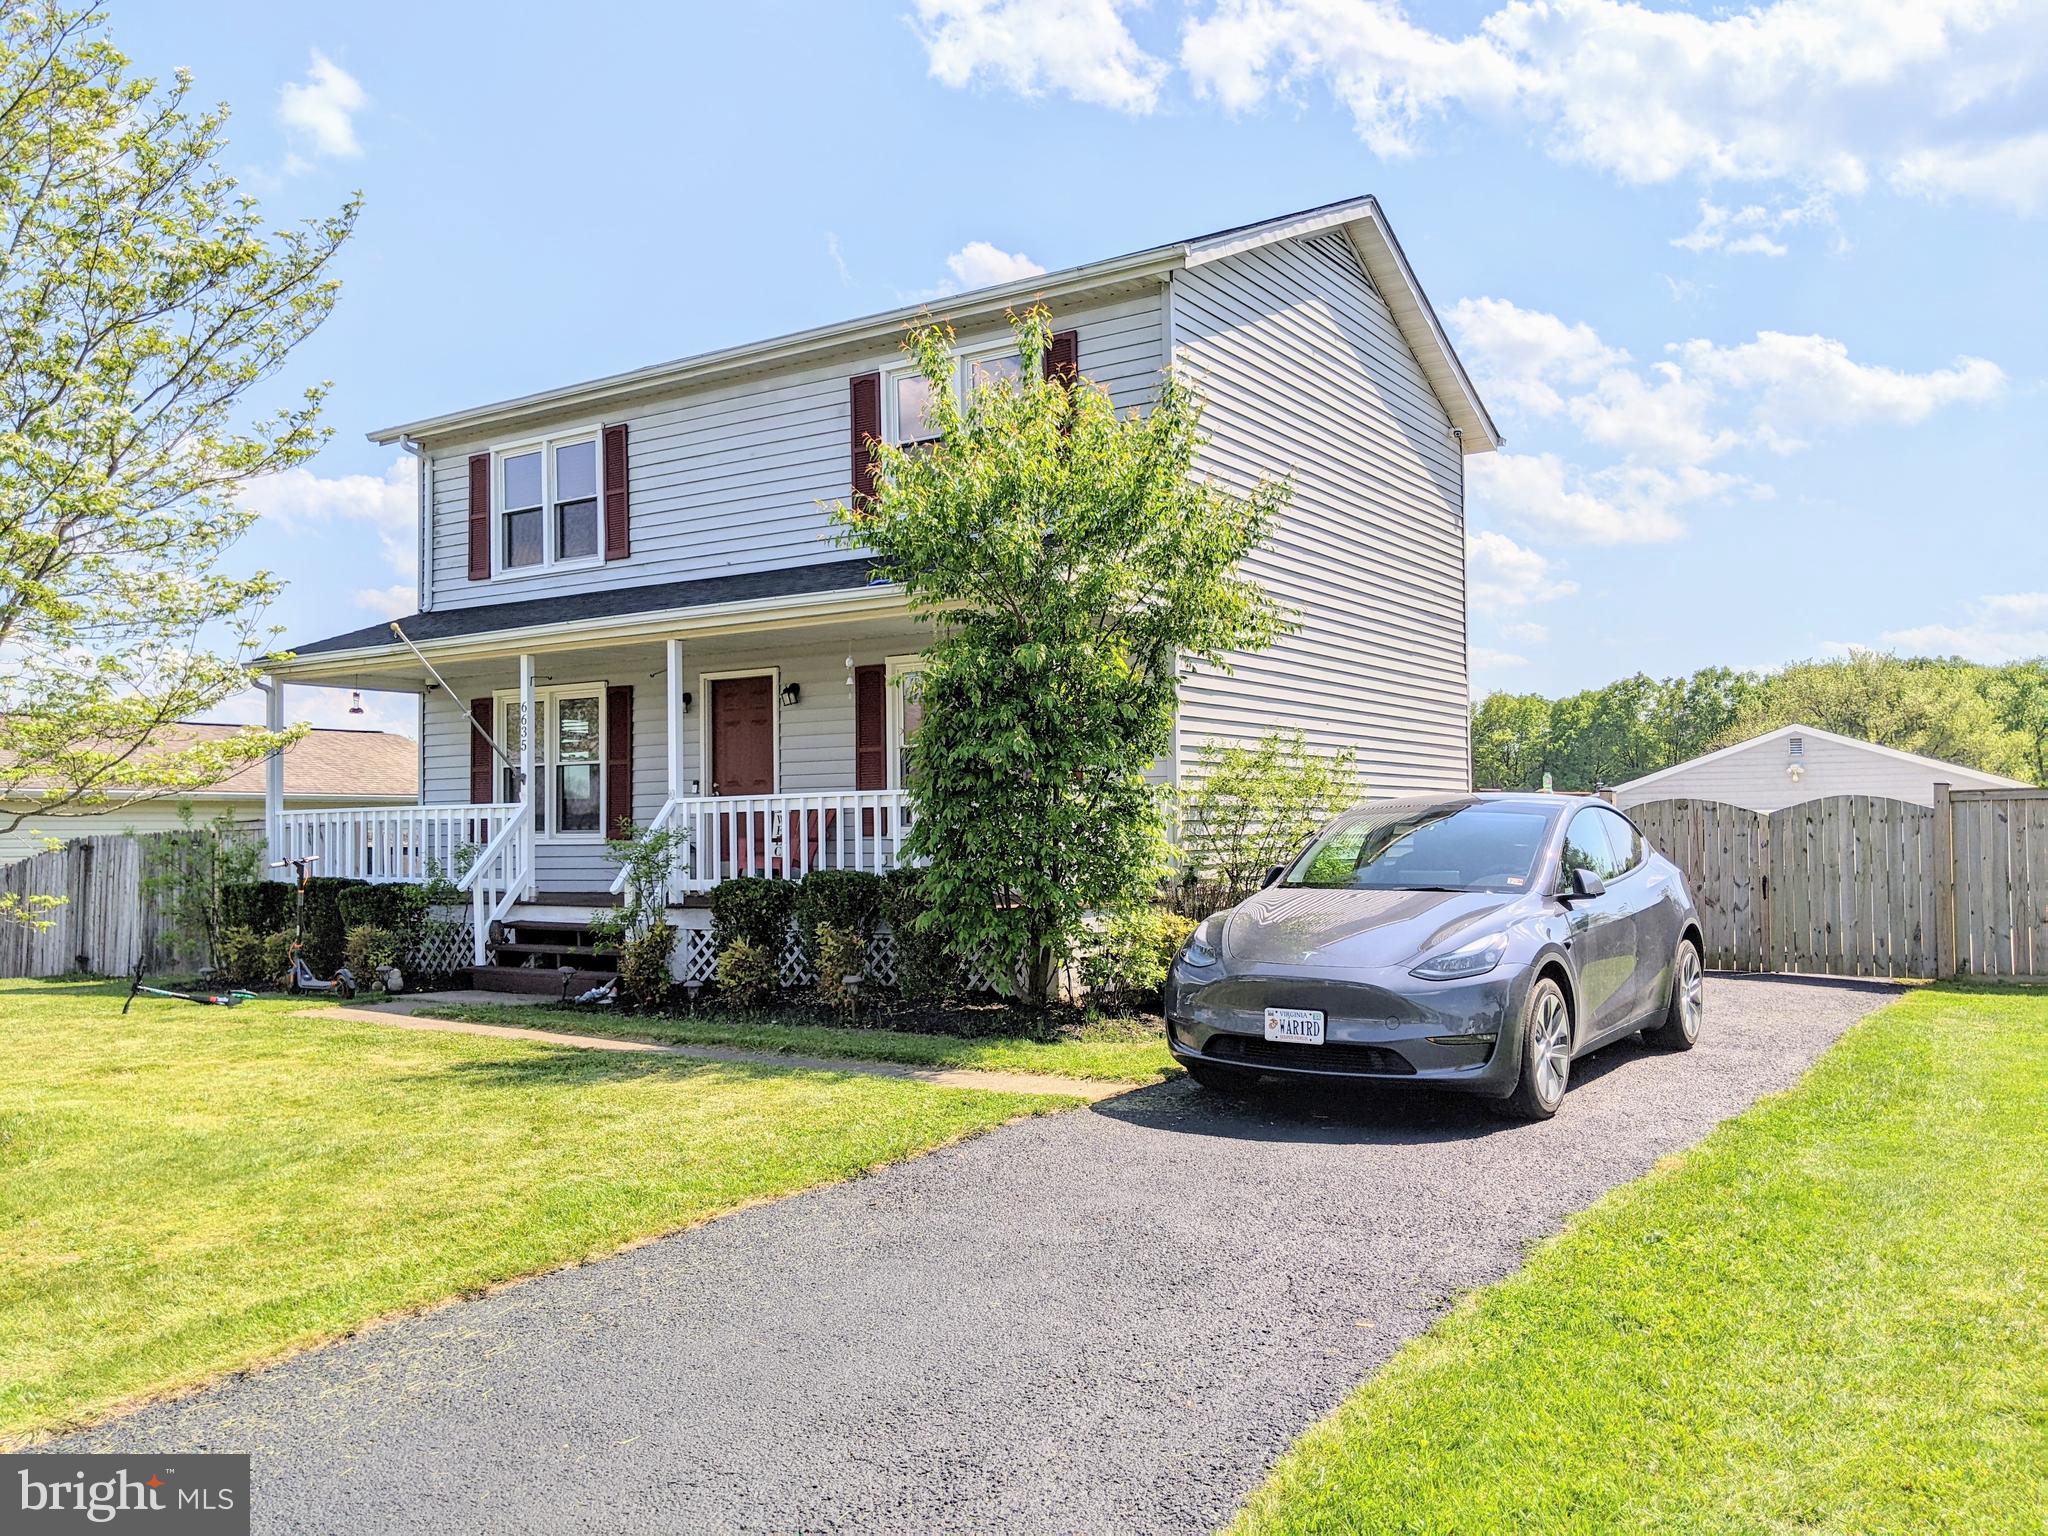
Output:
top-left (1933, 781), bottom-right (1957, 980)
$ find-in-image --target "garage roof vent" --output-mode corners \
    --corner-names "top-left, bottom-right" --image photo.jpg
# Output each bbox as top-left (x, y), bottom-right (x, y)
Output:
top-left (1789, 734), bottom-right (1804, 759)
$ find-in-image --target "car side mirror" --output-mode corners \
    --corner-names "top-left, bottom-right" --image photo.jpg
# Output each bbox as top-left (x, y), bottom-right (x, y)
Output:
top-left (1564, 866), bottom-right (1606, 901)
top-left (1261, 864), bottom-right (1287, 889)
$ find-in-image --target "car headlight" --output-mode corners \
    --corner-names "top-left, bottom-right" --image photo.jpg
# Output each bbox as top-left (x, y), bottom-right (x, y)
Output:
top-left (1409, 932), bottom-right (1508, 980)
top-left (1179, 916), bottom-right (1224, 969)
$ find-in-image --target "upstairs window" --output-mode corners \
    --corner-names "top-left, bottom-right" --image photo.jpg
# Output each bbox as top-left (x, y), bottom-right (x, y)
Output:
top-left (886, 346), bottom-right (1026, 448)
top-left (497, 432), bottom-right (600, 574)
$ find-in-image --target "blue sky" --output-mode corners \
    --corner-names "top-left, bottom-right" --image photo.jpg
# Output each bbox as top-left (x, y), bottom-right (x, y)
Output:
top-left (114, 0), bottom-right (2048, 736)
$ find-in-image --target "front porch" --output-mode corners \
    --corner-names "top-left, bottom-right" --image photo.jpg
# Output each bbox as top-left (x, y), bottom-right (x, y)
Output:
top-left (261, 589), bottom-right (927, 967)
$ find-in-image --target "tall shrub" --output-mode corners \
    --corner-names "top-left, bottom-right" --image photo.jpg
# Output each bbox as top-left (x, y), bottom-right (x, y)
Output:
top-left (1178, 731), bottom-right (1361, 911)
top-left (834, 307), bottom-right (1285, 1002)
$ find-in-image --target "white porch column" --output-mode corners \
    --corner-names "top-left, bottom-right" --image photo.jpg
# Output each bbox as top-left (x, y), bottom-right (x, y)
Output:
top-left (519, 653), bottom-right (537, 899)
top-left (263, 679), bottom-right (286, 879)
top-left (665, 637), bottom-right (686, 803)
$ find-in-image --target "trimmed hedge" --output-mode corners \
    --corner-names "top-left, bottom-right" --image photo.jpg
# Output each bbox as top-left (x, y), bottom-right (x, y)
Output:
top-left (220, 881), bottom-right (292, 936)
top-left (336, 884), bottom-right (430, 955)
top-left (880, 867), bottom-right (963, 1002)
top-left (792, 869), bottom-right (884, 976)
top-left (708, 876), bottom-right (797, 954)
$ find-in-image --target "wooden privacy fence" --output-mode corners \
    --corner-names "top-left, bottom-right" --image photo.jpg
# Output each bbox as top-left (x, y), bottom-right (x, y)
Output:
top-left (1630, 787), bottom-right (2048, 981)
top-left (0, 832), bottom-right (210, 979)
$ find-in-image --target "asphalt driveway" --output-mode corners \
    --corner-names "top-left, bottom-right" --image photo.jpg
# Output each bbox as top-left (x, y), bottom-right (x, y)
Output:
top-left (65, 975), bottom-right (1895, 1534)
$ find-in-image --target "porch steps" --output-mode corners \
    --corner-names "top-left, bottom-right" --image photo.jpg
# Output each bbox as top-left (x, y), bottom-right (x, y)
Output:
top-left (471, 911), bottom-right (622, 997)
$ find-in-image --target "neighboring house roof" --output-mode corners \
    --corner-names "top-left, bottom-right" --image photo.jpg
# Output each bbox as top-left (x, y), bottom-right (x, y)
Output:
top-left (366, 195), bottom-right (1502, 455)
top-left (292, 557), bottom-right (881, 658)
top-left (1613, 723), bottom-right (2029, 796)
top-left (3, 723), bottom-right (418, 803)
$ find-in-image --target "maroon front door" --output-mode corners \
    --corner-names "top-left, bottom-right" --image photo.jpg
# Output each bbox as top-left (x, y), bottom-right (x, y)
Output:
top-left (711, 676), bottom-right (775, 875)
top-left (710, 676), bottom-right (775, 795)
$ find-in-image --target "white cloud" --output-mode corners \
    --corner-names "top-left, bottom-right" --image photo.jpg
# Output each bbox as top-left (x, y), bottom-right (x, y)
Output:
top-left (241, 455), bottom-right (417, 611)
top-left (910, 0), bottom-right (1168, 113)
top-left (826, 231), bottom-right (853, 286)
top-left (1499, 619), bottom-right (1550, 645)
top-left (1443, 297), bottom-right (1627, 415)
top-left (1671, 194), bottom-right (1841, 257)
top-left (1891, 130), bottom-right (2048, 215)
top-left (945, 240), bottom-right (1046, 289)
top-left (1675, 332), bottom-right (2006, 448)
top-left (1470, 644), bottom-right (1528, 672)
top-left (1469, 452), bottom-right (1702, 545)
top-left (1880, 592), bottom-right (2048, 663)
top-left (1447, 296), bottom-right (2004, 543)
top-left (277, 50), bottom-right (366, 161)
top-left (919, 1), bottom-right (2048, 215)
top-left (1466, 529), bottom-right (1577, 608)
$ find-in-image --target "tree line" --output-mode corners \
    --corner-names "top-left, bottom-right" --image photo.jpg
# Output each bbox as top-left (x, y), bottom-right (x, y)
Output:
top-left (1472, 653), bottom-right (2048, 792)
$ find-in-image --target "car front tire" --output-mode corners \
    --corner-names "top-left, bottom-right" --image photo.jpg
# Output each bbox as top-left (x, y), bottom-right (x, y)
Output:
top-left (1644, 937), bottom-right (1703, 1051)
top-left (1183, 1058), bottom-right (1257, 1095)
top-left (1491, 975), bottom-right (1572, 1121)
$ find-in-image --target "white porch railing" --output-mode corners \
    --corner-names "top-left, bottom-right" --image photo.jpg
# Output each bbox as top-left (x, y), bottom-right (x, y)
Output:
top-left (455, 800), bottom-right (536, 965)
top-left (272, 803), bottom-right (522, 884)
top-left (610, 789), bottom-right (914, 901)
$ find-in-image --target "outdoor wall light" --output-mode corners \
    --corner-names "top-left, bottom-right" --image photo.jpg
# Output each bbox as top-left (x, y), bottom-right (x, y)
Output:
top-left (679, 691), bottom-right (693, 716)
top-left (348, 688), bottom-right (364, 716)
top-left (780, 682), bottom-right (802, 708)
top-left (1788, 762), bottom-right (1806, 784)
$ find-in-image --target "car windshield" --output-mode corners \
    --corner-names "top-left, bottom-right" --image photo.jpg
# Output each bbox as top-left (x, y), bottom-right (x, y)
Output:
top-left (1283, 800), bottom-right (1557, 893)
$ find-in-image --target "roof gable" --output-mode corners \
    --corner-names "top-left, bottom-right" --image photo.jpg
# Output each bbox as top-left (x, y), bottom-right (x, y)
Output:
top-left (1614, 722), bottom-right (2029, 794)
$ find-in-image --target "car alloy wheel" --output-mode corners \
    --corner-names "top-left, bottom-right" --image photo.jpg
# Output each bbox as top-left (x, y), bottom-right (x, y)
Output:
top-left (1530, 987), bottom-right (1571, 1109)
top-left (1677, 943), bottom-right (1703, 1043)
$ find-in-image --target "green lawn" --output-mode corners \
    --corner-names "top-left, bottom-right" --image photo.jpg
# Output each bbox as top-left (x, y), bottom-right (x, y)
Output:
top-left (1231, 984), bottom-right (2048, 1536)
top-left (0, 978), bottom-right (1071, 1444)
top-left (417, 1002), bottom-right (1180, 1084)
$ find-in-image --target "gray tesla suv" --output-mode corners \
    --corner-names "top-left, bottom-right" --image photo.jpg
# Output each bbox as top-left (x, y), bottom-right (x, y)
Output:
top-left (1164, 793), bottom-right (1705, 1119)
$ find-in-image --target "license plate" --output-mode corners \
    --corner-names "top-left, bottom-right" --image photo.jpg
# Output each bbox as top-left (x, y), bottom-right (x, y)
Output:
top-left (1264, 1007), bottom-right (1325, 1045)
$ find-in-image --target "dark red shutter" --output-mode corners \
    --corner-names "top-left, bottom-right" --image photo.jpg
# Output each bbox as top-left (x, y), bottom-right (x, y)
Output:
top-left (1045, 329), bottom-right (1078, 386)
top-left (602, 423), bottom-right (630, 561)
top-left (605, 684), bottom-right (633, 837)
top-left (469, 697), bottom-right (495, 802)
top-left (855, 664), bottom-right (886, 834)
top-left (849, 373), bottom-right (881, 505)
top-left (466, 453), bottom-right (491, 580)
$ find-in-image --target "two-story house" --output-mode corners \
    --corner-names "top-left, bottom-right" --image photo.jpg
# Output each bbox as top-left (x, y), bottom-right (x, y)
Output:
top-left (259, 197), bottom-right (1500, 979)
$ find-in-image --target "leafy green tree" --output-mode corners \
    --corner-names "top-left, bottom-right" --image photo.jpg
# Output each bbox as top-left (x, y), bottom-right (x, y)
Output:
top-left (1178, 730), bottom-right (1359, 911)
top-left (1471, 691), bottom-right (1552, 790)
top-left (1988, 660), bottom-right (2048, 784)
top-left (1725, 653), bottom-right (2027, 777)
top-left (0, 5), bottom-right (356, 857)
top-left (836, 307), bottom-right (1285, 1003)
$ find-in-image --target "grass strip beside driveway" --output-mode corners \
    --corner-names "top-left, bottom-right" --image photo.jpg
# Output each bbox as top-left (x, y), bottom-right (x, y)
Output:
top-left (1230, 983), bottom-right (2048, 1536)
top-left (0, 979), bottom-right (1071, 1444)
top-left (415, 1002), bottom-right (1180, 1084)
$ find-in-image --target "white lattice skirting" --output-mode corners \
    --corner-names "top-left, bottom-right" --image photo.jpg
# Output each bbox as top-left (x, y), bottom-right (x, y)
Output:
top-left (672, 920), bottom-right (1005, 994)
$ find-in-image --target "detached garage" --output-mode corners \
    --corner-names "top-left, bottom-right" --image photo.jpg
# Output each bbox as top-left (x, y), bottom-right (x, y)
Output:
top-left (1612, 723), bottom-right (2027, 814)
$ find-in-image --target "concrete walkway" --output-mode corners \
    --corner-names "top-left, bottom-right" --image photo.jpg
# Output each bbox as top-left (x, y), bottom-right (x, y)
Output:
top-left (81, 976), bottom-right (1896, 1534)
top-left (309, 997), bottom-right (1130, 1101)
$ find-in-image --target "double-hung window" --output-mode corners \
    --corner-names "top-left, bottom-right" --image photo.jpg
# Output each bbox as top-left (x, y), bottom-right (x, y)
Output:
top-left (497, 433), bottom-right (600, 574)
top-left (885, 345), bottom-right (1025, 449)
top-left (496, 683), bottom-right (606, 839)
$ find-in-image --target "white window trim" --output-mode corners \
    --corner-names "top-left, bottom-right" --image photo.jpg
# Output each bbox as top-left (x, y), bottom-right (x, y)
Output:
top-left (884, 654), bottom-right (926, 791)
top-left (697, 667), bottom-right (782, 796)
top-left (491, 424), bottom-right (606, 581)
top-left (881, 343), bottom-right (1026, 446)
top-left (493, 680), bottom-right (608, 842)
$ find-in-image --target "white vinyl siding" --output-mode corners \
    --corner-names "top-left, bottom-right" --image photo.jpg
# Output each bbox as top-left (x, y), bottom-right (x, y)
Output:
top-left (1170, 231), bottom-right (1470, 797)
top-left (421, 293), bottom-right (1165, 612)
